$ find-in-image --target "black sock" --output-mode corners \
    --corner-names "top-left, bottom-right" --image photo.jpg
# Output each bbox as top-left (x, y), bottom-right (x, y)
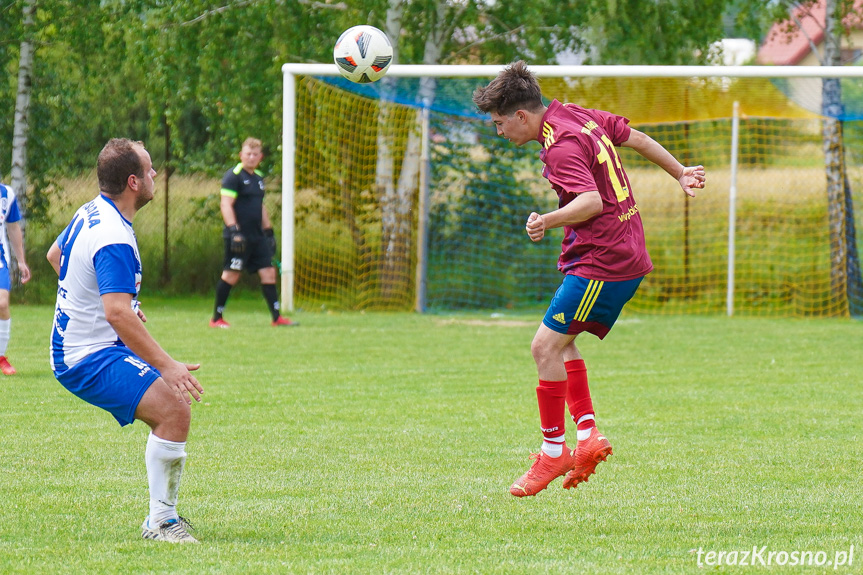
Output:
top-left (261, 284), bottom-right (280, 321)
top-left (214, 280), bottom-right (233, 320)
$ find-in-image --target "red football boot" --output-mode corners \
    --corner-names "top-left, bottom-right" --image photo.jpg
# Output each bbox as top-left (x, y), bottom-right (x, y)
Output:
top-left (509, 447), bottom-right (575, 497)
top-left (0, 356), bottom-right (16, 375)
top-left (562, 427), bottom-right (612, 489)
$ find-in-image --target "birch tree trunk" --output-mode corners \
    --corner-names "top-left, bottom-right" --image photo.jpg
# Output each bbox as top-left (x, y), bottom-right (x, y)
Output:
top-left (821, 0), bottom-right (862, 315)
top-left (11, 0), bottom-right (35, 227)
top-left (377, 0), bottom-right (447, 305)
top-left (844, 172), bottom-right (863, 315)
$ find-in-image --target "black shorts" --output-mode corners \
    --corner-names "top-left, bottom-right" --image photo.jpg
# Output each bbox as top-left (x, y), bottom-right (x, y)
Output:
top-left (222, 234), bottom-right (274, 273)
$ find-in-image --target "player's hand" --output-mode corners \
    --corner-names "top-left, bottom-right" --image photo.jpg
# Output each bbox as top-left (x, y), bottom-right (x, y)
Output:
top-left (679, 165), bottom-right (706, 197)
top-left (264, 228), bottom-right (277, 255)
top-left (131, 299), bottom-right (147, 322)
top-left (161, 361), bottom-right (203, 405)
top-left (17, 262), bottom-right (31, 284)
top-left (228, 225), bottom-right (245, 255)
top-left (526, 212), bottom-right (546, 242)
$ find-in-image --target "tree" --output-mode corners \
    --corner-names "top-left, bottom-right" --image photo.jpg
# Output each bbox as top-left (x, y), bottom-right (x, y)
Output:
top-left (1, 0), bottom-right (151, 227)
top-left (368, 0), bottom-right (590, 304)
top-left (11, 0), bottom-right (35, 226)
top-left (755, 0), bottom-right (863, 315)
top-left (819, 0), bottom-right (863, 315)
top-left (574, 0), bottom-right (731, 65)
top-left (375, 0), bottom-right (467, 303)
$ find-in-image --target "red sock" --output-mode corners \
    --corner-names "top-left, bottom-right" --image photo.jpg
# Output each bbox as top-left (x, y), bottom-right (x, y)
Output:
top-left (565, 359), bottom-right (595, 429)
top-left (536, 379), bottom-right (567, 442)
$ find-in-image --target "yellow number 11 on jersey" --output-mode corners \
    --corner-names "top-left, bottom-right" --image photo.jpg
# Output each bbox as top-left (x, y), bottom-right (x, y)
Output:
top-left (595, 135), bottom-right (630, 202)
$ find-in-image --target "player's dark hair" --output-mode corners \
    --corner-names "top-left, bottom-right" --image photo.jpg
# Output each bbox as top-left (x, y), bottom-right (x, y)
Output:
top-left (97, 138), bottom-right (145, 196)
top-left (472, 60), bottom-right (544, 116)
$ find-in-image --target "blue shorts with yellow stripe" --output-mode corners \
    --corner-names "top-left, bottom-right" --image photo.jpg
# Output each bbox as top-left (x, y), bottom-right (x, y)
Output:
top-left (542, 274), bottom-right (644, 339)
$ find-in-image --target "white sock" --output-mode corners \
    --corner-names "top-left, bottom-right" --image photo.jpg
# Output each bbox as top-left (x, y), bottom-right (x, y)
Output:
top-left (0, 318), bottom-right (10, 356)
top-left (576, 414), bottom-right (596, 441)
top-left (576, 414), bottom-right (595, 426)
top-left (541, 435), bottom-right (566, 457)
top-left (145, 432), bottom-right (187, 526)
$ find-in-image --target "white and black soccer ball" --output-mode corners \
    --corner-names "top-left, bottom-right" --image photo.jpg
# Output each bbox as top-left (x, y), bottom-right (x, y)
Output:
top-left (333, 25), bottom-right (393, 84)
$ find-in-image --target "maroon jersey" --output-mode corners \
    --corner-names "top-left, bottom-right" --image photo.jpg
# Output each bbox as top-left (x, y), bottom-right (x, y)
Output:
top-left (538, 99), bottom-right (653, 281)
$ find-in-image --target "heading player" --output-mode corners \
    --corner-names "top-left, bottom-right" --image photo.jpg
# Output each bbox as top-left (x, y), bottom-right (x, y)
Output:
top-left (473, 61), bottom-right (705, 497)
top-left (47, 139), bottom-right (203, 542)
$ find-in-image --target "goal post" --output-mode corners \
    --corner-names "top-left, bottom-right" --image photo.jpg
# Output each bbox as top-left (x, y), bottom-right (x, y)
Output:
top-left (281, 63), bottom-right (863, 317)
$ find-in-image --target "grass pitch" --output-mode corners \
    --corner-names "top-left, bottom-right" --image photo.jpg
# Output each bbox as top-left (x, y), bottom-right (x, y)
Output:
top-left (1, 298), bottom-right (861, 574)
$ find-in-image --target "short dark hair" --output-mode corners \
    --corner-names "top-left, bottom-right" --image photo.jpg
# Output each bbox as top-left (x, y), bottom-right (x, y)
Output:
top-left (472, 61), bottom-right (544, 116)
top-left (97, 138), bottom-right (145, 196)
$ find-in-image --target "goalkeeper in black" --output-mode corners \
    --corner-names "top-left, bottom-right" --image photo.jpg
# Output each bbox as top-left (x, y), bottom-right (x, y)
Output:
top-left (210, 137), bottom-right (296, 328)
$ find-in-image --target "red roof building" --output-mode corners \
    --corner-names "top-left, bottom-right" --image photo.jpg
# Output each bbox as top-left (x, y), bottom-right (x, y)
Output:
top-left (757, 0), bottom-right (863, 66)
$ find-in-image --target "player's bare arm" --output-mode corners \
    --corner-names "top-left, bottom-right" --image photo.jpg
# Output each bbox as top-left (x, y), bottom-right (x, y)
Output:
top-left (6, 222), bottom-right (30, 284)
top-left (47, 241), bottom-right (61, 275)
top-left (102, 292), bottom-right (203, 404)
top-left (621, 129), bottom-right (706, 197)
top-left (525, 191), bottom-right (603, 242)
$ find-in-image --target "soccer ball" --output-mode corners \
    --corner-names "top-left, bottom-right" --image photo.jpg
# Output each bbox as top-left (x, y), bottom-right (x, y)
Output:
top-left (333, 25), bottom-right (393, 83)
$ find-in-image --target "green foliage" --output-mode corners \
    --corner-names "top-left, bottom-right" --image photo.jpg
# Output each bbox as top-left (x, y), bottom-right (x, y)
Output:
top-left (0, 0), bottom-right (813, 234)
top-left (722, 0), bottom-right (796, 40)
top-left (577, 0), bottom-right (730, 65)
top-left (0, 0), bottom-right (355, 182)
top-left (0, 0), bottom-right (766, 188)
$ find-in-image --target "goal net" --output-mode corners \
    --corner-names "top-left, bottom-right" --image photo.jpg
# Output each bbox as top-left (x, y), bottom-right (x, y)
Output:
top-left (281, 64), bottom-right (863, 317)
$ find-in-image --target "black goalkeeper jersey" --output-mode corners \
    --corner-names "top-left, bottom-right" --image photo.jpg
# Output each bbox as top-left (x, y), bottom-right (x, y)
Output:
top-left (221, 163), bottom-right (265, 237)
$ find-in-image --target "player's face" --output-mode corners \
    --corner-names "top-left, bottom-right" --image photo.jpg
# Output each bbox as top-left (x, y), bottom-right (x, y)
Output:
top-left (240, 146), bottom-right (263, 171)
top-left (133, 147), bottom-right (157, 210)
top-left (491, 111), bottom-right (533, 146)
